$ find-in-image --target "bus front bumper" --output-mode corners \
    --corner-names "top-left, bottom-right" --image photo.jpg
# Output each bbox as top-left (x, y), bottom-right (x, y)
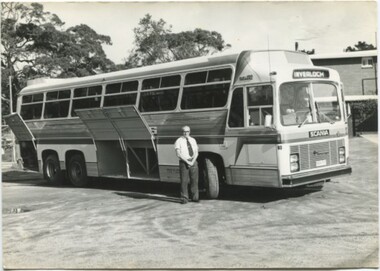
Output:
top-left (281, 165), bottom-right (352, 187)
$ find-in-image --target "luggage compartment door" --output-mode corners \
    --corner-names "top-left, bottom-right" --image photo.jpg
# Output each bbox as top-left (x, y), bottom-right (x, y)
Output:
top-left (76, 105), bottom-right (158, 180)
top-left (4, 113), bottom-right (38, 170)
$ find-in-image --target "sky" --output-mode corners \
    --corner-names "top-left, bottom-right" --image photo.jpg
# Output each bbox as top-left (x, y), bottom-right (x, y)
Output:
top-left (42, 1), bottom-right (377, 65)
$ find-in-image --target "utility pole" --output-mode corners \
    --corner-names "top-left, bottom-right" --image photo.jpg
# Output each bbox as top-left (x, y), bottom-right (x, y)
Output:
top-left (9, 76), bottom-right (13, 113)
top-left (9, 76), bottom-right (16, 164)
top-left (375, 32), bottom-right (378, 95)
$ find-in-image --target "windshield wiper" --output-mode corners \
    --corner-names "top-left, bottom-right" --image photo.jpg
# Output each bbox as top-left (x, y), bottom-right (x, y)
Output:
top-left (298, 111), bottom-right (311, 128)
top-left (315, 102), bottom-right (335, 124)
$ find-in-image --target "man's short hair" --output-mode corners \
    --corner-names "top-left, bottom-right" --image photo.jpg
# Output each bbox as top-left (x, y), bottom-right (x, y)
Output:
top-left (182, 126), bottom-right (190, 131)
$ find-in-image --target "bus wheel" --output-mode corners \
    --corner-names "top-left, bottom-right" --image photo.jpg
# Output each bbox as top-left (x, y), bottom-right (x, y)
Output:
top-left (203, 157), bottom-right (220, 199)
top-left (43, 154), bottom-right (64, 186)
top-left (68, 154), bottom-right (89, 187)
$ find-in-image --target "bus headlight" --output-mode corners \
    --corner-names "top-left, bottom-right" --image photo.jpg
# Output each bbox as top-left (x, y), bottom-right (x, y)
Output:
top-left (339, 147), bottom-right (345, 163)
top-left (290, 154), bottom-right (299, 172)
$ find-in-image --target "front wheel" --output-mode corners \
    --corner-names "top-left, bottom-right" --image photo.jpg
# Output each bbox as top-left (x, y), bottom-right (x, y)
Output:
top-left (202, 157), bottom-right (220, 199)
top-left (67, 154), bottom-right (89, 187)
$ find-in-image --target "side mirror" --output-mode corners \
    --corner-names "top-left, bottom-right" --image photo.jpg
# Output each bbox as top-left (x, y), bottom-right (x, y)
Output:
top-left (264, 114), bottom-right (272, 128)
top-left (346, 103), bottom-right (351, 118)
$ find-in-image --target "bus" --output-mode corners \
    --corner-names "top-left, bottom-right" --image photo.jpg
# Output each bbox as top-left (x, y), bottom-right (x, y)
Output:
top-left (5, 50), bottom-right (352, 199)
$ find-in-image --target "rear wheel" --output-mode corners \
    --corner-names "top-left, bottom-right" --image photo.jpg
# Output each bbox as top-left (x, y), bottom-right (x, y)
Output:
top-left (202, 157), bottom-right (220, 199)
top-left (67, 154), bottom-right (89, 187)
top-left (43, 154), bottom-right (64, 186)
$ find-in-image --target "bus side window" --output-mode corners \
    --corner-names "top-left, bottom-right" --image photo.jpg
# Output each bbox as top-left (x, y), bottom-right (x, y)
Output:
top-left (247, 85), bottom-right (273, 126)
top-left (20, 94), bottom-right (44, 120)
top-left (228, 88), bottom-right (244, 128)
top-left (139, 89), bottom-right (179, 112)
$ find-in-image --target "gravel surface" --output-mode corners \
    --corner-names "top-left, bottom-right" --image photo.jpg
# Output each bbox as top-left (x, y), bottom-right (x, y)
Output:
top-left (2, 136), bottom-right (378, 269)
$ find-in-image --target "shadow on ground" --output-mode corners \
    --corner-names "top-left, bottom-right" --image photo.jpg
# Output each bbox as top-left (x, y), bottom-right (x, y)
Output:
top-left (2, 170), bottom-right (323, 204)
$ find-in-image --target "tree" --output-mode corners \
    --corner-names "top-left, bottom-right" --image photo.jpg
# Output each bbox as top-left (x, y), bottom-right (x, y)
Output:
top-left (1, 2), bottom-right (116, 115)
top-left (125, 14), bottom-right (229, 68)
top-left (344, 41), bottom-right (376, 52)
top-left (295, 42), bottom-right (315, 55)
top-left (300, 49), bottom-right (315, 55)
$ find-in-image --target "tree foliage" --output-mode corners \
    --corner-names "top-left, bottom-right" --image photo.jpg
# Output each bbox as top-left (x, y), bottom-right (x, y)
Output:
top-left (299, 49), bottom-right (315, 55)
top-left (295, 42), bottom-right (315, 55)
top-left (344, 41), bottom-right (376, 52)
top-left (1, 2), bottom-right (115, 115)
top-left (126, 14), bottom-right (230, 68)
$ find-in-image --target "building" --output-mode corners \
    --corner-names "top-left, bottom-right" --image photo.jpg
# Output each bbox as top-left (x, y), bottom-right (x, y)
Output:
top-left (311, 50), bottom-right (377, 101)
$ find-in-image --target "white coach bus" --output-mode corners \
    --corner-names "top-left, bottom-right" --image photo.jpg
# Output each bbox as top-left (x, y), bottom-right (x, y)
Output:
top-left (5, 50), bottom-right (352, 198)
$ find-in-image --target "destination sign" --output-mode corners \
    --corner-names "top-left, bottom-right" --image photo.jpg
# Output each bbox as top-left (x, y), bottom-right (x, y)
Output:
top-left (293, 70), bottom-right (329, 79)
top-left (309, 129), bottom-right (330, 138)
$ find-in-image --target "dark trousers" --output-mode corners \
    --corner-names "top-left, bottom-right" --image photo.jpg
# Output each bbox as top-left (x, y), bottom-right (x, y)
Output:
top-left (179, 160), bottom-right (199, 201)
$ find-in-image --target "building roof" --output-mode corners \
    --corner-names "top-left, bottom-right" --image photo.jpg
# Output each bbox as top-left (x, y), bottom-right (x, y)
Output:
top-left (311, 50), bottom-right (378, 60)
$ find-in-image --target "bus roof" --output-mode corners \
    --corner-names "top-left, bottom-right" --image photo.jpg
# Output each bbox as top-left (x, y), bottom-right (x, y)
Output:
top-left (20, 50), bottom-right (311, 95)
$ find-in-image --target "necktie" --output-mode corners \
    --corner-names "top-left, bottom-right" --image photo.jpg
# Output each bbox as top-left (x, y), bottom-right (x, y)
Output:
top-left (186, 138), bottom-right (194, 157)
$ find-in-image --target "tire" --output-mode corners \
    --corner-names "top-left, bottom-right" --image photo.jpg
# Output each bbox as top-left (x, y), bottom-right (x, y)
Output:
top-left (67, 154), bottom-right (89, 187)
top-left (203, 157), bottom-right (220, 199)
top-left (43, 154), bottom-right (64, 186)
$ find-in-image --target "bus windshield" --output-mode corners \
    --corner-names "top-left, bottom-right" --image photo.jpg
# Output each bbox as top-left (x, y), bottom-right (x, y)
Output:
top-left (280, 82), bottom-right (341, 126)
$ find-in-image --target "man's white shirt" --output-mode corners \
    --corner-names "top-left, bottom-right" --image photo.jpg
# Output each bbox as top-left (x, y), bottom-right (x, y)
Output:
top-left (174, 136), bottom-right (198, 161)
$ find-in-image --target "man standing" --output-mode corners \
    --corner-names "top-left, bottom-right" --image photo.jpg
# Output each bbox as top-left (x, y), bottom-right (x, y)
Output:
top-left (174, 126), bottom-right (199, 204)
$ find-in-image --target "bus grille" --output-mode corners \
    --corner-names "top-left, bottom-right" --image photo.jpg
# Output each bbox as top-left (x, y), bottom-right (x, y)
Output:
top-left (290, 139), bottom-right (344, 171)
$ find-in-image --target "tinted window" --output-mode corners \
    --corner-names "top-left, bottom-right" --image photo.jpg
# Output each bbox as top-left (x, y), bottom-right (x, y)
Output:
top-left (181, 83), bottom-right (230, 109)
top-left (44, 101), bottom-right (70, 119)
top-left (46, 91), bottom-right (59, 101)
top-left (161, 75), bottom-right (181, 88)
top-left (20, 104), bottom-right (43, 120)
top-left (22, 94), bottom-right (43, 103)
top-left (228, 88), bottom-right (244, 127)
top-left (74, 87), bottom-right (87, 97)
top-left (33, 93), bottom-right (43, 102)
top-left (247, 85), bottom-right (273, 106)
top-left (208, 68), bottom-right (232, 82)
top-left (185, 71), bottom-right (207, 85)
top-left (139, 89), bottom-right (179, 112)
top-left (46, 90), bottom-right (70, 100)
top-left (121, 81), bottom-right (138, 92)
top-left (22, 95), bottom-right (33, 103)
top-left (59, 90), bottom-right (71, 99)
top-left (88, 85), bottom-right (102, 96)
top-left (71, 97), bottom-right (101, 116)
top-left (142, 78), bottom-right (160, 90)
top-left (104, 93), bottom-right (137, 107)
top-left (106, 83), bottom-right (121, 94)
top-left (74, 86), bottom-right (102, 97)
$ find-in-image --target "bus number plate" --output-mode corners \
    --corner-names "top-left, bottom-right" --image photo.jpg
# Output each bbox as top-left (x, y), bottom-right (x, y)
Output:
top-left (316, 159), bottom-right (327, 167)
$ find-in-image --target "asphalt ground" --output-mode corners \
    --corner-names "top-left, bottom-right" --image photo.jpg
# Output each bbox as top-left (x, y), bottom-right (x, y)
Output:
top-left (1, 136), bottom-right (378, 269)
